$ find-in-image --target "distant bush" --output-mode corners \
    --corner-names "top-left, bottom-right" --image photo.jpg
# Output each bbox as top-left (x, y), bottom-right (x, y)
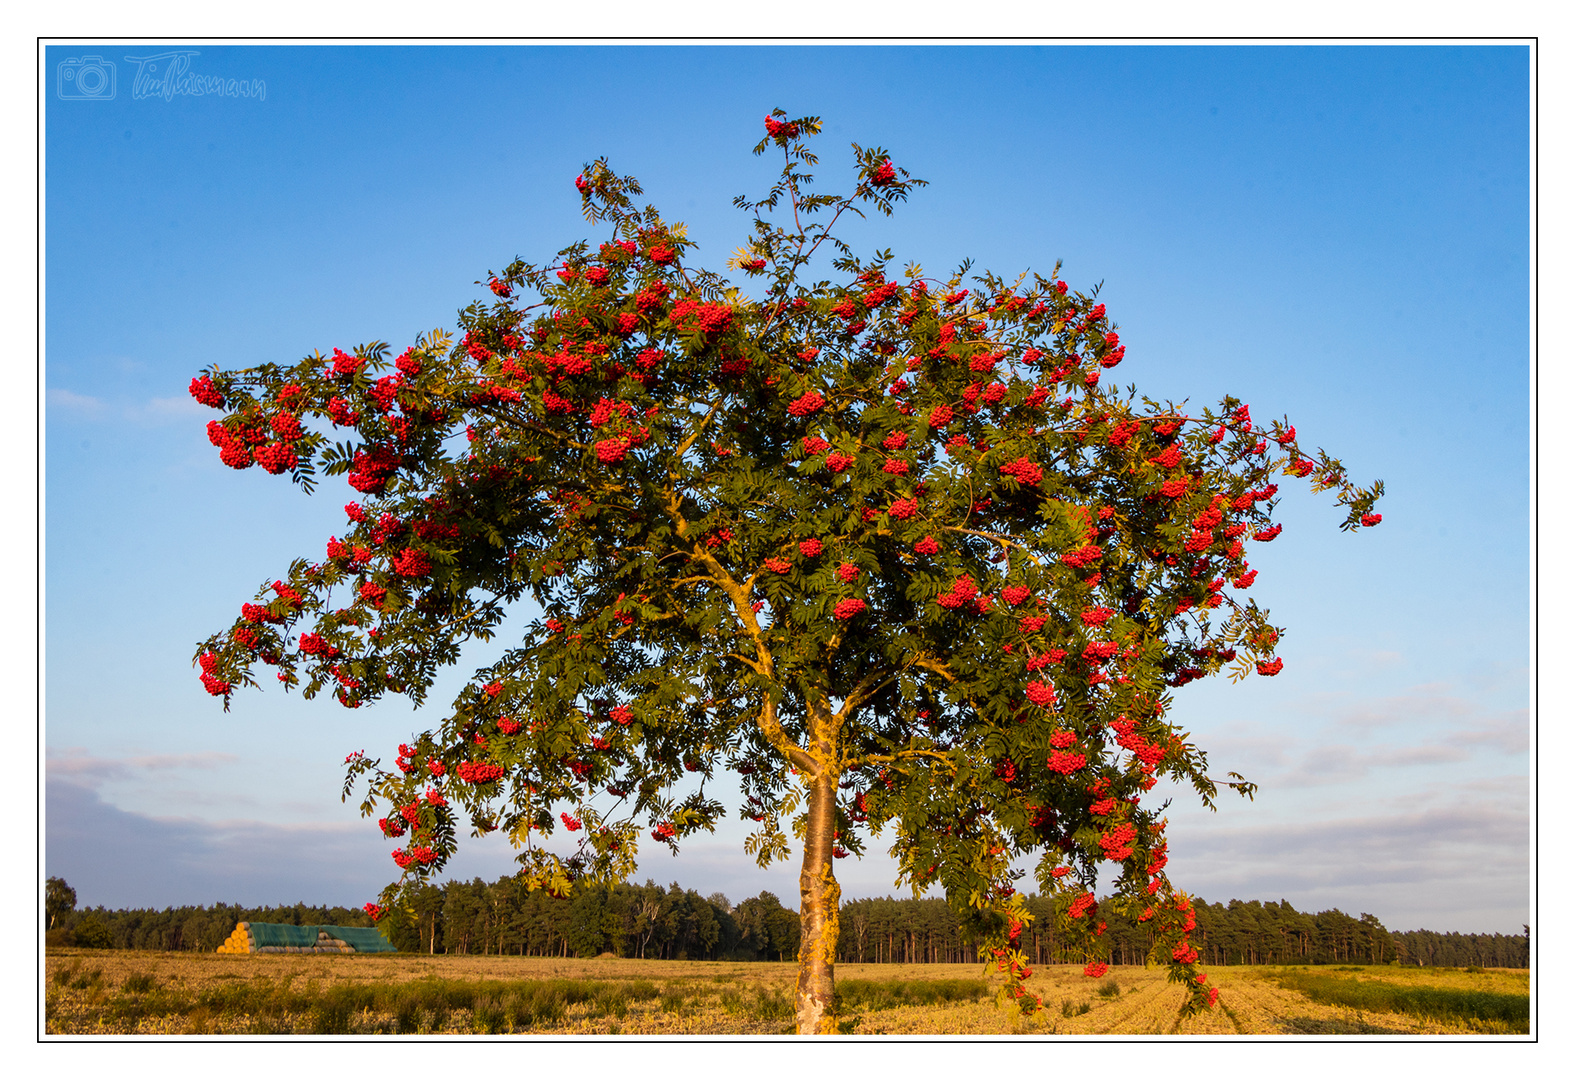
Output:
top-left (72, 914), bottom-right (113, 950)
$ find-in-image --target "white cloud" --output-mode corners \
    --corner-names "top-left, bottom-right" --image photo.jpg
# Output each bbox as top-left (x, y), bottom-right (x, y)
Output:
top-left (1198, 682), bottom-right (1529, 789)
top-left (1445, 708), bottom-right (1531, 754)
top-left (46, 387), bottom-right (108, 415)
top-left (46, 746), bottom-right (238, 788)
top-left (1168, 797), bottom-right (1529, 932)
top-left (46, 388), bottom-right (212, 426)
top-left (138, 394), bottom-right (209, 422)
top-left (1332, 684), bottom-right (1482, 729)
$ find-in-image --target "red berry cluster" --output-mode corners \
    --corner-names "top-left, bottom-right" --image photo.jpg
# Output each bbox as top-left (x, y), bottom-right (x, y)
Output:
top-left (934, 575), bottom-right (979, 610)
top-left (1046, 749), bottom-right (1087, 775)
top-left (392, 546), bottom-right (432, 578)
top-left (786, 390), bottom-right (825, 417)
top-left (329, 347), bottom-right (364, 378)
top-left (188, 375), bottom-right (224, 408)
top-left (832, 597), bottom-right (867, 620)
top-left (198, 651), bottom-right (231, 696)
top-left (348, 444), bottom-right (401, 494)
top-left (456, 760), bottom-right (505, 784)
top-left (763, 115), bottom-right (801, 140)
top-left (1061, 543), bottom-right (1103, 569)
top-left (1024, 680), bottom-right (1056, 708)
top-left (391, 845), bottom-right (438, 869)
top-left (999, 457), bottom-right (1043, 486)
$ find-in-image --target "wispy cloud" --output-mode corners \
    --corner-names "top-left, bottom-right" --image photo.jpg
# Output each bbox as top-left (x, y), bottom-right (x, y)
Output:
top-left (138, 395), bottom-right (208, 422)
top-left (1272, 741), bottom-right (1476, 788)
top-left (46, 746), bottom-right (238, 788)
top-left (1332, 684), bottom-right (1483, 729)
top-left (1444, 709), bottom-right (1530, 754)
top-left (1201, 682), bottom-right (1529, 790)
top-left (47, 388), bottom-right (109, 416)
top-left (1168, 795), bottom-right (1529, 932)
top-left (47, 388), bottom-right (211, 426)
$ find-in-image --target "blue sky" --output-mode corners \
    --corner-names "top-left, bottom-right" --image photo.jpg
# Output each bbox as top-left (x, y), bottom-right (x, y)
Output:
top-left (43, 44), bottom-right (1530, 933)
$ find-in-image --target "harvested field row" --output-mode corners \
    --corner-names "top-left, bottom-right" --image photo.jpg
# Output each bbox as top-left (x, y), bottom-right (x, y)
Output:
top-left (44, 950), bottom-right (1530, 1036)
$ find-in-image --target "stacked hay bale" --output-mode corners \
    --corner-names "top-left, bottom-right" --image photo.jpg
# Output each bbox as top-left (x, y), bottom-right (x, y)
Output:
top-left (216, 921), bottom-right (256, 954)
top-left (213, 922), bottom-right (396, 954)
top-left (316, 930), bottom-right (355, 954)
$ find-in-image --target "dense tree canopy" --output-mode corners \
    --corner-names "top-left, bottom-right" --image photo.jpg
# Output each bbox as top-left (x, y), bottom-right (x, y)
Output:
top-left (192, 112), bottom-right (1381, 1031)
top-left (46, 876), bottom-right (77, 931)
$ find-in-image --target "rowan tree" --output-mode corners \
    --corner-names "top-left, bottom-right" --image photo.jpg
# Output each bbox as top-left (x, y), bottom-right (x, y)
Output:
top-left (191, 111), bottom-right (1382, 1033)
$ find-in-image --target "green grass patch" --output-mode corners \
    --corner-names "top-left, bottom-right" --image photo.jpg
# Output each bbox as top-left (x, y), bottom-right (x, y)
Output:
top-left (54, 963), bottom-right (104, 991)
top-left (834, 978), bottom-right (989, 1013)
top-left (1271, 971), bottom-right (1529, 1033)
top-left (66, 973), bottom-right (679, 1034)
top-left (748, 986), bottom-right (794, 1022)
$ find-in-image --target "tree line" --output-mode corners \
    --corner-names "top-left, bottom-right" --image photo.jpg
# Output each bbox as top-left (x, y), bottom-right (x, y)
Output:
top-left (48, 898), bottom-right (377, 953)
top-left (379, 879), bottom-right (801, 961)
top-left (1387, 926), bottom-right (1531, 969)
top-left (47, 877), bottom-right (1528, 969)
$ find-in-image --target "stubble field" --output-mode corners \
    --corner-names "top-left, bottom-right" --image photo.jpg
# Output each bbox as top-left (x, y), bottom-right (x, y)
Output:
top-left (44, 950), bottom-right (1530, 1036)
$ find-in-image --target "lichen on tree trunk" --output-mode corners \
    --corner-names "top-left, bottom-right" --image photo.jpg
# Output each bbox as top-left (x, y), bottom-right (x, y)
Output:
top-left (794, 710), bottom-right (841, 1035)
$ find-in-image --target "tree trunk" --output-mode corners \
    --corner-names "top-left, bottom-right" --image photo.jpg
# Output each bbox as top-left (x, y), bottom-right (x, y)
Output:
top-left (794, 732), bottom-right (841, 1035)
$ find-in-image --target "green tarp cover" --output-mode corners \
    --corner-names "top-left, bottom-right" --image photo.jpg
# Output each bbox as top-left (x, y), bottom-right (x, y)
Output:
top-left (246, 923), bottom-right (322, 948)
top-left (320, 926), bottom-right (397, 952)
top-left (244, 923), bottom-right (396, 952)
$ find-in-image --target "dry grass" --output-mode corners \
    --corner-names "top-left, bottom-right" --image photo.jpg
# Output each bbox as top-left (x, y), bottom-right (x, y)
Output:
top-left (43, 950), bottom-right (1529, 1036)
